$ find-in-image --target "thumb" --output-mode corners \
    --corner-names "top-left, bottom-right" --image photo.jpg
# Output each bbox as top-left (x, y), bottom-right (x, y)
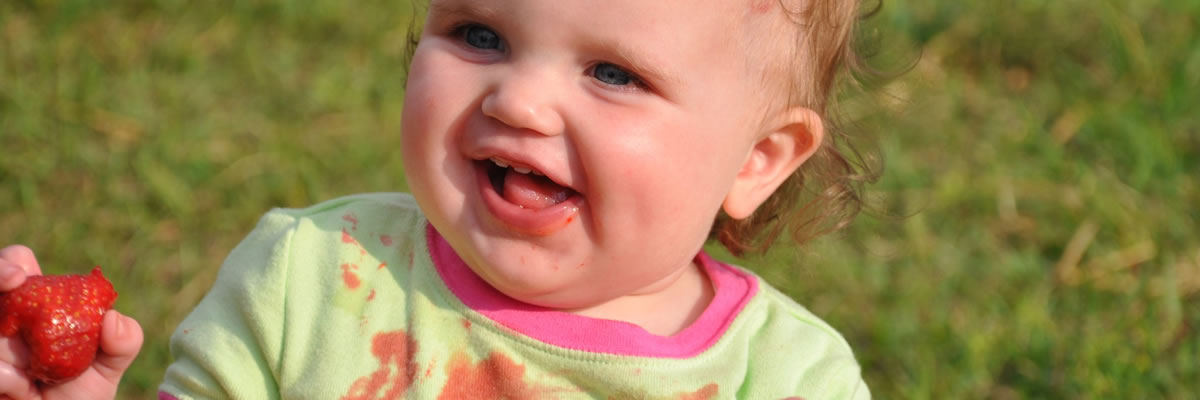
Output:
top-left (92, 310), bottom-right (144, 383)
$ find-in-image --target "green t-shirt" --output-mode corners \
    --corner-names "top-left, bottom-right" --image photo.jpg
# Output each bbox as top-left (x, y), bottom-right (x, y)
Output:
top-left (159, 193), bottom-right (869, 399)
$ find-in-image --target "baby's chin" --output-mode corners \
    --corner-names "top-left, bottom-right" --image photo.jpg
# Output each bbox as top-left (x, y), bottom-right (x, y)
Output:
top-left (489, 280), bottom-right (604, 310)
top-left (462, 249), bottom-right (600, 308)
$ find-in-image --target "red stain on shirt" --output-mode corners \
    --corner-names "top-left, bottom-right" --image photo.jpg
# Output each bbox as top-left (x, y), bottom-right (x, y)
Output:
top-left (367, 289), bottom-right (377, 301)
top-left (378, 262), bottom-right (388, 270)
top-left (343, 213), bottom-right (359, 231)
top-left (425, 358), bottom-right (437, 378)
top-left (677, 383), bottom-right (719, 400)
top-left (341, 263), bottom-right (361, 290)
top-left (342, 229), bottom-right (368, 256)
top-left (379, 234), bottom-right (394, 246)
top-left (437, 352), bottom-right (553, 400)
top-left (461, 318), bottom-right (472, 330)
top-left (341, 330), bottom-right (418, 400)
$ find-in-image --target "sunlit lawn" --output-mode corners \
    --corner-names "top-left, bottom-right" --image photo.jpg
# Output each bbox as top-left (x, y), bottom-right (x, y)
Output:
top-left (1, 1), bottom-right (1197, 398)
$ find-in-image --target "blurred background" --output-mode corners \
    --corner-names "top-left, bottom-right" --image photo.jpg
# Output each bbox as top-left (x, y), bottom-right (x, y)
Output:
top-left (1, 0), bottom-right (1196, 398)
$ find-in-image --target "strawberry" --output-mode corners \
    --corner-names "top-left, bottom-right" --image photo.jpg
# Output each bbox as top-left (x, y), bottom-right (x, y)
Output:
top-left (0, 266), bottom-right (118, 384)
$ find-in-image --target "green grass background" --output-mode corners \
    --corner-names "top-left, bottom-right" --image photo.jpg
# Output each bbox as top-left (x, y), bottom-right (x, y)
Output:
top-left (1, 0), bottom-right (1197, 398)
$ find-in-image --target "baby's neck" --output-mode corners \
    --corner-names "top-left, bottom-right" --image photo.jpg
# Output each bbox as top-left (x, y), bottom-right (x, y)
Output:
top-left (567, 260), bottom-right (714, 336)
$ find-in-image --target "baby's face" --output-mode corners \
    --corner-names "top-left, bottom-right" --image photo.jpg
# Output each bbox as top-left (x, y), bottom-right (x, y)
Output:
top-left (402, 0), bottom-right (782, 309)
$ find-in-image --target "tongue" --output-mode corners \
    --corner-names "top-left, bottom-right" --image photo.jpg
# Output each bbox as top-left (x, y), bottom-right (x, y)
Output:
top-left (502, 169), bottom-right (571, 210)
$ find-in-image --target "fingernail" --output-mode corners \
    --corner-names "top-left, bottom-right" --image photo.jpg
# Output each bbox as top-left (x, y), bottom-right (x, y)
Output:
top-left (112, 312), bottom-right (124, 337)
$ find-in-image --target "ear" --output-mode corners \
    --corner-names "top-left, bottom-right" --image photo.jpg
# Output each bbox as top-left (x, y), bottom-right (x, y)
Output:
top-left (722, 107), bottom-right (824, 219)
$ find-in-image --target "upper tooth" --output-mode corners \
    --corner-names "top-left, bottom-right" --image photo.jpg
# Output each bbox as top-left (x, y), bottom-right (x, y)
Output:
top-left (531, 169), bottom-right (544, 176)
top-left (513, 167), bottom-right (532, 174)
top-left (491, 158), bottom-right (509, 168)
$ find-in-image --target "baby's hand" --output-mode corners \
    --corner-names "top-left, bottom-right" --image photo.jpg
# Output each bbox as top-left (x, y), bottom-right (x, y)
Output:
top-left (0, 245), bottom-right (143, 400)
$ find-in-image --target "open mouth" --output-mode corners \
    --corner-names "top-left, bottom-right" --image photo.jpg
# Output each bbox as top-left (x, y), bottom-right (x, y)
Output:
top-left (480, 158), bottom-right (578, 210)
top-left (474, 157), bottom-right (583, 235)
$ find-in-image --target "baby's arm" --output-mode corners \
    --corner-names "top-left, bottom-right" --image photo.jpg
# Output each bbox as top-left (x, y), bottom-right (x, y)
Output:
top-left (0, 245), bottom-right (144, 400)
top-left (803, 355), bottom-right (872, 400)
top-left (159, 212), bottom-right (296, 400)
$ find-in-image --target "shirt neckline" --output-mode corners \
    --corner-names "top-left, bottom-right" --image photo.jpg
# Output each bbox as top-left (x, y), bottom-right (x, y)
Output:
top-left (427, 224), bottom-right (758, 358)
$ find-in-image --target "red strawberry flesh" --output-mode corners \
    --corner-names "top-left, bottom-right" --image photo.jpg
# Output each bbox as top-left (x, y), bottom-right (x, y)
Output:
top-left (0, 266), bottom-right (117, 384)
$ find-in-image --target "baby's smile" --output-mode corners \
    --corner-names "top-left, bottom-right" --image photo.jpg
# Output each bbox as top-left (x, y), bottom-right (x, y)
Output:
top-left (483, 158), bottom-right (573, 207)
top-left (474, 157), bottom-right (582, 236)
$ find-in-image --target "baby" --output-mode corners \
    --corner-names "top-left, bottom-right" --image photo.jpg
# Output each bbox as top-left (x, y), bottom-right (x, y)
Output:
top-left (1, 0), bottom-right (877, 398)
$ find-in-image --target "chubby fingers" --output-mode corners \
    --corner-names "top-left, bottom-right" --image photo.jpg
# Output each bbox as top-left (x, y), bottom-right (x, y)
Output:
top-left (91, 311), bottom-right (143, 384)
top-left (0, 264), bottom-right (23, 292)
top-left (0, 288), bottom-right (33, 400)
top-left (0, 246), bottom-right (41, 291)
top-left (0, 361), bottom-right (37, 400)
top-left (0, 337), bottom-right (29, 370)
top-left (0, 246), bottom-right (40, 274)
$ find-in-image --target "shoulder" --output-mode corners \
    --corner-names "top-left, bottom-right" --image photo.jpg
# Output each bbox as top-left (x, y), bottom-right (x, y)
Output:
top-left (248, 192), bottom-right (426, 240)
top-left (721, 264), bottom-right (857, 355)
top-left (215, 192), bottom-right (429, 295)
top-left (263, 192), bottom-right (424, 225)
top-left (162, 193), bottom-right (433, 399)
top-left (211, 191), bottom-right (433, 338)
top-left (755, 279), bottom-right (856, 350)
top-left (725, 265), bottom-right (871, 399)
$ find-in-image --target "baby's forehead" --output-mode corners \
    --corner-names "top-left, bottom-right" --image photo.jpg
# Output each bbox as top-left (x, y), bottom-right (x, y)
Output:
top-left (625, 0), bottom-right (803, 103)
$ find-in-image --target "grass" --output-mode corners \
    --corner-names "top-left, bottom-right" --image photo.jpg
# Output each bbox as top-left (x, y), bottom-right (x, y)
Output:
top-left (1, 0), bottom-right (1196, 398)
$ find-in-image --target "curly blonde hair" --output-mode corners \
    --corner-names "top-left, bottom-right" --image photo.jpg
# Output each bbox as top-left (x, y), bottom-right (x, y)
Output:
top-left (711, 0), bottom-right (884, 256)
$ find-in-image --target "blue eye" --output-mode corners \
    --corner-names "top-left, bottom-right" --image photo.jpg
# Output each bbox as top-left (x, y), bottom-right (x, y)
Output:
top-left (592, 63), bottom-right (639, 87)
top-left (460, 24), bottom-right (503, 50)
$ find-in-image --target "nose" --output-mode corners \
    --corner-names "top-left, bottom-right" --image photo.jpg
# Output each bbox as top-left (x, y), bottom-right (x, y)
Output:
top-left (481, 67), bottom-right (565, 136)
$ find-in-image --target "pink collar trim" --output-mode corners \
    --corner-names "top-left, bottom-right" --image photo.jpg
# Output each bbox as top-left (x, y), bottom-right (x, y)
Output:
top-left (427, 224), bottom-right (758, 358)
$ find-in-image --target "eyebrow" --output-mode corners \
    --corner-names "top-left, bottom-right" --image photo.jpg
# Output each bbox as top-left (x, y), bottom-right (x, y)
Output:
top-left (428, 0), bottom-right (500, 22)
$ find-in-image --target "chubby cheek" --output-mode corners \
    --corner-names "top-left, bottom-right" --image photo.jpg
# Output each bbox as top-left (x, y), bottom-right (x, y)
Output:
top-left (401, 48), bottom-right (476, 221)
top-left (401, 50), bottom-right (441, 173)
top-left (594, 125), bottom-right (735, 255)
